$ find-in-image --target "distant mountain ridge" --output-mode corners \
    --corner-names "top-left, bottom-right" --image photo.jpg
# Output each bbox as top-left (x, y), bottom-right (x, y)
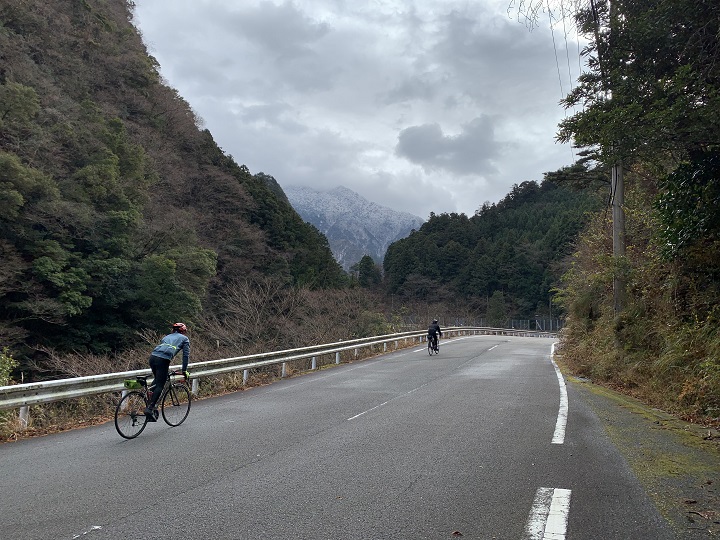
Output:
top-left (285, 186), bottom-right (425, 270)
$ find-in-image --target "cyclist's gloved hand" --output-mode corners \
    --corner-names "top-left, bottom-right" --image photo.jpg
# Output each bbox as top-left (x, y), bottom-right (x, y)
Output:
top-left (183, 370), bottom-right (190, 381)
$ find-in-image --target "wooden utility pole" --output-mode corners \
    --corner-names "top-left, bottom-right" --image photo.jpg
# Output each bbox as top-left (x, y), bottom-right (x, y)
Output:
top-left (611, 162), bottom-right (625, 314)
top-left (607, 0), bottom-right (626, 317)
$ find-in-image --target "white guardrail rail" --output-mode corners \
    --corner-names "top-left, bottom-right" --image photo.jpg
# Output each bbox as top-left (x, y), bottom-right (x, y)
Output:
top-left (0, 327), bottom-right (557, 419)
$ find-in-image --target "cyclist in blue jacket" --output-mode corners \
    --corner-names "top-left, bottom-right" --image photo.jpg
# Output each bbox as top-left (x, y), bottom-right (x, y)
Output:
top-left (145, 322), bottom-right (190, 420)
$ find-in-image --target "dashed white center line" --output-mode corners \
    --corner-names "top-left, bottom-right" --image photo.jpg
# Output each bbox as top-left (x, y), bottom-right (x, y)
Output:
top-left (73, 525), bottom-right (102, 538)
top-left (523, 487), bottom-right (572, 540)
top-left (347, 384), bottom-right (427, 420)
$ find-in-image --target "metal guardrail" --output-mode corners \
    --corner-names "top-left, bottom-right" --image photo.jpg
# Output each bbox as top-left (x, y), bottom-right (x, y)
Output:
top-left (0, 327), bottom-right (557, 415)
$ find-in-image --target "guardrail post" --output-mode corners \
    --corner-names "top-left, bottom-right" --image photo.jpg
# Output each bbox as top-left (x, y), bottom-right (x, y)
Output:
top-left (335, 352), bottom-right (340, 364)
top-left (383, 342), bottom-right (387, 352)
top-left (191, 379), bottom-right (199, 395)
top-left (120, 389), bottom-right (128, 411)
top-left (354, 348), bottom-right (358, 359)
top-left (281, 362), bottom-right (287, 378)
top-left (243, 369), bottom-right (249, 384)
top-left (311, 356), bottom-right (317, 370)
top-left (19, 405), bottom-right (29, 428)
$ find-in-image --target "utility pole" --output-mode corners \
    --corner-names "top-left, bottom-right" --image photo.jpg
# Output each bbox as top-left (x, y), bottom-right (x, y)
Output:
top-left (611, 162), bottom-right (625, 314)
top-left (607, 0), bottom-right (626, 318)
top-left (510, 0), bottom-right (627, 322)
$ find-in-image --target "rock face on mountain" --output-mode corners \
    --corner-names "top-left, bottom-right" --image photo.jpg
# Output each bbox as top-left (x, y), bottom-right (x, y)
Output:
top-left (285, 186), bottom-right (425, 270)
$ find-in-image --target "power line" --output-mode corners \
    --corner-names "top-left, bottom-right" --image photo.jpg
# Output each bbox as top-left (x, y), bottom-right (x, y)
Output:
top-left (560, 1), bottom-right (575, 105)
top-left (546, 0), bottom-right (575, 160)
top-left (547, 1), bottom-right (565, 97)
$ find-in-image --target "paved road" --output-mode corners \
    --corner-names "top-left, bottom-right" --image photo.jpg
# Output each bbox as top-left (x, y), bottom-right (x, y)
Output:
top-left (0, 336), bottom-right (674, 539)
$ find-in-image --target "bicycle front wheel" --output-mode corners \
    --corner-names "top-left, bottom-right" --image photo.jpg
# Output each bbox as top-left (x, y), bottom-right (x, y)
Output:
top-left (161, 383), bottom-right (191, 426)
top-left (115, 391), bottom-right (148, 439)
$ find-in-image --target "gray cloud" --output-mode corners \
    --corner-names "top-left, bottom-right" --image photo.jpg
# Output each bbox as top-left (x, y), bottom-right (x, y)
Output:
top-left (395, 116), bottom-right (502, 176)
top-left (224, 2), bottom-right (330, 58)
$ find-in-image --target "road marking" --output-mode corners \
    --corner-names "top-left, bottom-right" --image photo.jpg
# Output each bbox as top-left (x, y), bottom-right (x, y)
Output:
top-left (523, 487), bottom-right (572, 540)
top-left (550, 343), bottom-right (568, 444)
top-left (413, 335), bottom-right (495, 353)
top-left (72, 525), bottom-right (102, 538)
top-left (347, 383), bottom-right (428, 420)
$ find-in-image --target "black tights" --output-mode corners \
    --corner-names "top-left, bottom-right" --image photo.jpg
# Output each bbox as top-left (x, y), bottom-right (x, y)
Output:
top-left (148, 355), bottom-right (170, 408)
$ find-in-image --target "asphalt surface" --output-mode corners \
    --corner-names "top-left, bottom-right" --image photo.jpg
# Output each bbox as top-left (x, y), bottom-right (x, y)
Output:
top-left (567, 377), bottom-right (720, 538)
top-left (2, 335), bottom-right (708, 539)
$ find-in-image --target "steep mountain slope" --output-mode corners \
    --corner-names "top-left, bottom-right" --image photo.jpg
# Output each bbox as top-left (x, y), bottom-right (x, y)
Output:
top-left (0, 0), bottom-right (345, 353)
top-left (285, 186), bottom-right (425, 270)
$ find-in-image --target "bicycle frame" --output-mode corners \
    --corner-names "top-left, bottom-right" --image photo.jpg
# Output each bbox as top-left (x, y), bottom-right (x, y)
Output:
top-left (141, 370), bottom-right (187, 403)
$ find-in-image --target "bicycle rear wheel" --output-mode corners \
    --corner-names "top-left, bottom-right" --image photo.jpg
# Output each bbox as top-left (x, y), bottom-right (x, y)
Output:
top-left (161, 383), bottom-right (191, 426)
top-left (115, 391), bottom-right (148, 439)
top-left (428, 340), bottom-right (435, 355)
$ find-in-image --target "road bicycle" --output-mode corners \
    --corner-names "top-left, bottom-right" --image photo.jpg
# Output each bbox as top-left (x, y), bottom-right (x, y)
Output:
top-left (114, 370), bottom-right (191, 439)
top-left (428, 334), bottom-right (439, 355)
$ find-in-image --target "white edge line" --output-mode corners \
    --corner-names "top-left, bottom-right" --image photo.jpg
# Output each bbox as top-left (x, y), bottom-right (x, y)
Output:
top-left (523, 487), bottom-right (571, 540)
top-left (550, 343), bottom-right (568, 444)
top-left (545, 488), bottom-right (572, 538)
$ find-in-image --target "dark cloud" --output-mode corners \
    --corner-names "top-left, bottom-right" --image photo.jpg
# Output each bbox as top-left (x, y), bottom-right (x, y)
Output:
top-left (395, 116), bottom-right (502, 175)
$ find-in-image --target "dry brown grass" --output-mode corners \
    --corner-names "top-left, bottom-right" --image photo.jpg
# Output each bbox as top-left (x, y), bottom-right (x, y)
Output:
top-left (557, 176), bottom-right (720, 428)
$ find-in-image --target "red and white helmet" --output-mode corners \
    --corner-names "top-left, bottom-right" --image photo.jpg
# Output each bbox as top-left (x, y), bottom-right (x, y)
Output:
top-left (172, 322), bottom-right (187, 334)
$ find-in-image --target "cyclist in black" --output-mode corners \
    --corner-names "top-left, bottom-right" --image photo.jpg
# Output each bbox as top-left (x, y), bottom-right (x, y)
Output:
top-left (145, 322), bottom-right (190, 420)
top-left (427, 318), bottom-right (442, 353)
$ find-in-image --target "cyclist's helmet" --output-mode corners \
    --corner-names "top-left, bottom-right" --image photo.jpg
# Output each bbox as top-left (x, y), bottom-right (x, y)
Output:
top-left (433, 319), bottom-right (438, 323)
top-left (172, 322), bottom-right (187, 334)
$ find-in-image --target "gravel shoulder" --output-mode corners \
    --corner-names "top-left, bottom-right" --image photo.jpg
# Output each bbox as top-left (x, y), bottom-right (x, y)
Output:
top-left (569, 376), bottom-right (720, 538)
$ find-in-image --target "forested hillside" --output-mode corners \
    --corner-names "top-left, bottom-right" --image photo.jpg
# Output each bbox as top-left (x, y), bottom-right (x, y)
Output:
top-left (522, 0), bottom-right (720, 424)
top-left (383, 179), bottom-right (603, 320)
top-left (0, 0), bottom-right (346, 359)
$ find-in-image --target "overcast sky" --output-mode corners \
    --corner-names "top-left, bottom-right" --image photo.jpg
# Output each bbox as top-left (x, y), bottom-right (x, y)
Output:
top-left (132, 0), bottom-right (583, 220)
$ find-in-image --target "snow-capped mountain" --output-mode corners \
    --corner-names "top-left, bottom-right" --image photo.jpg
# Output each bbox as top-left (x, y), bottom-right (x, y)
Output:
top-left (284, 185), bottom-right (425, 271)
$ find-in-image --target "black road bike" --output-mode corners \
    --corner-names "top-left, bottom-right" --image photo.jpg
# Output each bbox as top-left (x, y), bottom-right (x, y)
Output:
top-left (428, 334), bottom-right (439, 355)
top-left (114, 370), bottom-right (191, 439)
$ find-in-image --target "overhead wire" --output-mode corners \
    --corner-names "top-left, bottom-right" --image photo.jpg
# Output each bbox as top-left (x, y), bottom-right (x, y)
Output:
top-left (561, 0), bottom-right (581, 160)
top-left (575, 0), bottom-right (583, 85)
top-left (560, 0), bottom-right (575, 108)
top-left (547, 0), bottom-right (575, 160)
top-left (547, 0), bottom-right (565, 98)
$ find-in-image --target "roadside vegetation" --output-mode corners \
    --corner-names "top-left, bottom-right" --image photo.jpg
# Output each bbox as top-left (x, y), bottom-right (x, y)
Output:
top-left (558, 177), bottom-right (720, 425)
top-left (514, 0), bottom-right (720, 427)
